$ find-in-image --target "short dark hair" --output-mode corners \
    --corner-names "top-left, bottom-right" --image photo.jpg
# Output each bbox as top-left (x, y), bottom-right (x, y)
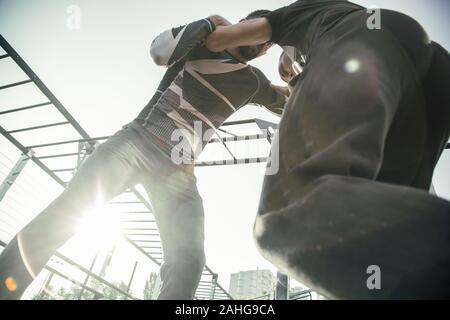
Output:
top-left (245, 10), bottom-right (270, 19)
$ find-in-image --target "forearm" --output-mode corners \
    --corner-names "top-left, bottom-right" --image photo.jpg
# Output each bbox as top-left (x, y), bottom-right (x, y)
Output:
top-left (150, 18), bottom-right (215, 67)
top-left (205, 18), bottom-right (272, 52)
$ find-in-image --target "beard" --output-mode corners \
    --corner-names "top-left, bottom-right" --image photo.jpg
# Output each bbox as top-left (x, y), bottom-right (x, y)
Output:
top-left (238, 45), bottom-right (262, 61)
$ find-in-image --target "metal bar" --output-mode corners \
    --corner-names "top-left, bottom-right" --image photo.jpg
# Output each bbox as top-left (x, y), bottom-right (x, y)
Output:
top-left (0, 35), bottom-right (91, 140)
top-left (126, 233), bottom-right (160, 236)
top-left (217, 128), bottom-right (237, 137)
top-left (214, 283), bottom-right (233, 300)
top-left (289, 289), bottom-right (313, 300)
top-left (214, 133), bottom-right (237, 162)
top-left (446, 143), bottom-right (449, 149)
top-left (25, 136), bottom-right (110, 149)
top-left (0, 79), bottom-right (32, 90)
top-left (0, 239), bottom-right (6, 247)
top-left (126, 261), bottom-right (139, 294)
top-left (39, 271), bottom-right (54, 297)
top-left (53, 252), bottom-right (137, 300)
top-left (195, 157), bottom-right (267, 167)
top-left (119, 211), bottom-right (151, 214)
top-left (275, 272), bottom-right (289, 300)
top-left (0, 151), bottom-right (33, 202)
top-left (51, 168), bottom-right (75, 173)
top-left (35, 152), bottom-right (79, 160)
top-left (0, 125), bottom-right (66, 187)
top-left (43, 266), bottom-right (103, 298)
top-left (120, 220), bottom-right (156, 223)
top-left (0, 101), bottom-right (52, 115)
top-left (208, 134), bottom-right (265, 143)
top-left (130, 186), bottom-right (154, 213)
top-left (78, 252), bottom-right (99, 299)
top-left (222, 119), bottom-right (256, 126)
top-left (110, 201), bottom-right (142, 204)
top-left (121, 228), bottom-right (158, 231)
top-left (123, 235), bottom-right (161, 266)
top-left (7, 121), bottom-right (70, 134)
top-left (0, 53), bottom-right (9, 59)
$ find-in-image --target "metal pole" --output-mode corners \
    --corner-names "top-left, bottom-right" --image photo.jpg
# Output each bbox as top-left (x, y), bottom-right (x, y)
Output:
top-left (209, 273), bottom-right (218, 300)
top-left (0, 150), bottom-right (34, 202)
top-left (126, 261), bottom-right (139, 296)
top-left (275, 272), bottom-right (289, 300)
top-left (38, 271), bottom-right (54, 298)
top-left (77, 251), bottom-right (100, 300)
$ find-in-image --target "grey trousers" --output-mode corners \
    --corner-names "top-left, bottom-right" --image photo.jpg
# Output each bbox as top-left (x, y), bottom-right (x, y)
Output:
top-left (0, 123), bottom-right (205, 300)
top-left (255, 10), bottom-right (450, 299)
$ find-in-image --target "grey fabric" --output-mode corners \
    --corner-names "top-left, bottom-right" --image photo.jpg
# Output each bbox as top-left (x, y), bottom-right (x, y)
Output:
top-left (0, 124), bottom-right (204, 300)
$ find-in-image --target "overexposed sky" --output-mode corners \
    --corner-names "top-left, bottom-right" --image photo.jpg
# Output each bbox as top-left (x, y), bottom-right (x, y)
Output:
top-left (0, 0), bottom-right (449, 295)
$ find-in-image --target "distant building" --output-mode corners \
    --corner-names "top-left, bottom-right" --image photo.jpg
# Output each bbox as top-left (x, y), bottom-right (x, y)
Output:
top-left (229, 270), bottom-right (275, 300)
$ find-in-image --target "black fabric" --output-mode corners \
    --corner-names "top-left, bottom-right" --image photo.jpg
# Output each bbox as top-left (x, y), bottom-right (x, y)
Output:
top-left (263, 0), bottom-right (364, 56)
top-left (250, 67), bottom-right (286, 115)
top-left (255, 8), bottom-right (450, 299)
top-left (136, 58), bottom-right (185, 121)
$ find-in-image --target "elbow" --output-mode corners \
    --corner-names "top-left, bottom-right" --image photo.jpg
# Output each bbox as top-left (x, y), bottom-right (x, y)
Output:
top-left (150, 49), bottom-right (165, 66)
top-left (149, 42), bottom-right (168, 66)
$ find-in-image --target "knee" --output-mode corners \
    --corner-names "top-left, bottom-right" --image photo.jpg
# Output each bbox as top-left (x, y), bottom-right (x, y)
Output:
top-left (166, 248), bottom-right (206, 275)
top-left (254, 175), bottom-right (346, 251)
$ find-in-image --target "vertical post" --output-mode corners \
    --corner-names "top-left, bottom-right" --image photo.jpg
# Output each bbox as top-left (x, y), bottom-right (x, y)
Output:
top-left (150, 274), bottom-right (162, 300)
top-left (209, 273), bottom-right (218, 300)
top-left (77, 141), bottom-right (97, 169)
top-left (0, 150), bottom-right (34, 202)
top-left (275, 272), bottom-right (289, 300)
top-left (78, 251), bottom-right (99, 300)
top-left (125, 261), bottom-right (139, 298)
top-left (38, 271), bottom-right (54, 298)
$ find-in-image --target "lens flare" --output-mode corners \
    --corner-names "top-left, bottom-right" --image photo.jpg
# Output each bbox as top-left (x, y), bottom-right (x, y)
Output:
top-left (344, 59), bottom-right (360, 73)
top-left (5, 277), bottom-right (17, 292)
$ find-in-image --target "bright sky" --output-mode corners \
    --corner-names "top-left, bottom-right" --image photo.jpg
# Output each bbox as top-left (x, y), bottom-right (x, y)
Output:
top-left (0, 0), bottom-right (449, 298)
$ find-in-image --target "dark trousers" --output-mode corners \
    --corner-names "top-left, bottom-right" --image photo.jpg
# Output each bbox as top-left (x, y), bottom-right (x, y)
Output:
top-left (255, 10), bottom-right (450, 299)
top-left (0, 123), bottom-right (205, 300)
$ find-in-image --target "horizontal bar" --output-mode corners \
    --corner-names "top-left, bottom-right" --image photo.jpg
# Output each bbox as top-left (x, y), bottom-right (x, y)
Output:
top-left (0, 79), bottom-right (32, 90)
top-left (25, 136), bottom-right (110, 149)
top-left (119, 211), bottom-right (152, 214)
top-left (121, 228), bottom-right (158, 231)
top-left (7, 121), bottom-right (70, 134)
top-left (123, 235), bottom-right (161, 266)
top-left (51, 168), bottom-right (75, 173)
top-left (208, 133), bottom-right (265, 144)
top-left (35, 152), bottom-right (79, 160)
top-left (110, 201), bottom-right (142, 204)
top-left (145, 252), bottom-right (163, 255)
top-left (0, 101), bottom-right (52, 115)
top-left (0, 54), bottom-right (9, 60)
top-left (196, 157), bottom-right (267, 167)
top-left (120, 220), bottom-right (156, 223)
top-left (222, 119), bottom-right (256, 126)
top-left (139, 246), bottom-right (161, 249)
top-left (130, 240), bottom-right (161, 243)
top-left (446, 143), bottom-right (449, 149)
top-left (125, 233), bottom-right (160, 236)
